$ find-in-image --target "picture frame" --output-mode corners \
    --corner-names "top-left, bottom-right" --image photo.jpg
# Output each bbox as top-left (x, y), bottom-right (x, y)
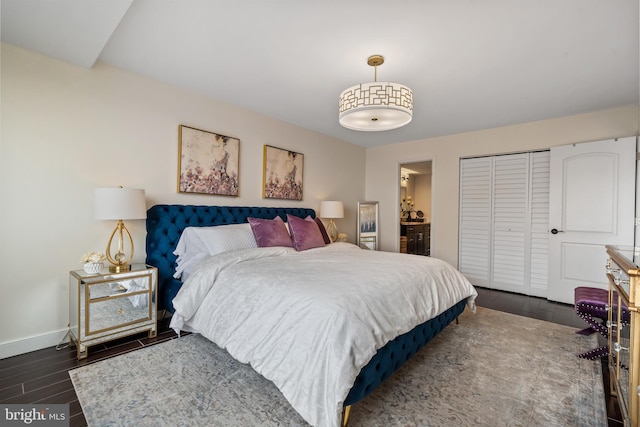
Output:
top-left (357, 201), bottom-right (379, 250)
top-left (177, 125), bottom-right (240, 196)
top-left (262, 145), bottom-right (304, 200)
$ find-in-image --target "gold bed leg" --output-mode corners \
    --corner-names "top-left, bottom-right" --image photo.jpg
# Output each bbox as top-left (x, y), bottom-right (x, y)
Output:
top-left (342, 405), bottom-right (351, 427)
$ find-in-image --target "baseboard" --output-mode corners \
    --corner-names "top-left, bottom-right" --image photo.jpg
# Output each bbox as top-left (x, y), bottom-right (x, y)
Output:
top-left (0, 328), bottom-right (69, 359)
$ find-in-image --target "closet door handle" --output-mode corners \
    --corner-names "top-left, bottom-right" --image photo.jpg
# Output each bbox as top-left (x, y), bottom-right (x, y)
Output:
top-left (550, 228), bottom-right (564, 234)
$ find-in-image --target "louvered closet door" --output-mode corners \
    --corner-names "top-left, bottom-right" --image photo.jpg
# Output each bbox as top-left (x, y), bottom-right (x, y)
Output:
top-left (528, 151), bottom-right (550, 298)
top-left (458, 157), bottom-right (492, 288)
top-left (491, 154), bottom-right (530, 293)
top-left (459, 152), bottom-right (550, 296)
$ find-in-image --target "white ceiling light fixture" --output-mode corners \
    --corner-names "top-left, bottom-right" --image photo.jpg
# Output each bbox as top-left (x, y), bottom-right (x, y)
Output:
top-left (339, 55), bottom-right (413, 132)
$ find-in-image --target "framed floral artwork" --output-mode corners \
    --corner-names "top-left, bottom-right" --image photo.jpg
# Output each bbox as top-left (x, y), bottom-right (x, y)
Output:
top-left (178, 125), bottom-right (239, 196)
top-left (262, 145), bottom-right (304, 200)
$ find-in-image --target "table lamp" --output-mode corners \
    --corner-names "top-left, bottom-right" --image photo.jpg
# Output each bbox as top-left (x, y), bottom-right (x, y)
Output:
top-left (94, 187), bottom-right (147, 272)
top-left (320, 201), bottom-right (344, 242)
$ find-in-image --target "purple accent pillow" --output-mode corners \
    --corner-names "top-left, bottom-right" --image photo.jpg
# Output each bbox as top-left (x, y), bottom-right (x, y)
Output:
top-left (313, 217), bottom-right (331, 244)
top-left (287, 214), bottom-right (326, 251)
top-left (248, 216), bottom-right (293, 248)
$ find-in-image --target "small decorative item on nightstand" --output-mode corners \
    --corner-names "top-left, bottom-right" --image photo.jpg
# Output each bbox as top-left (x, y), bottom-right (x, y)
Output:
top-left (81, 251), bottom-right (106, 275)
top-left (83, 262), bottom-right (103, 274)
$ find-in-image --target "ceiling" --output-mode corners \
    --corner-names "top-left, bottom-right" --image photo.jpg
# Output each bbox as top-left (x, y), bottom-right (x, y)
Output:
top-left (2, 0), bottom-right (638, 148)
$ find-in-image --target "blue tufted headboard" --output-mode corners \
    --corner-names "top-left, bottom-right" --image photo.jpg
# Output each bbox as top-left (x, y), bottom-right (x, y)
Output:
top-left (145, 204), bottom-right (316, 313)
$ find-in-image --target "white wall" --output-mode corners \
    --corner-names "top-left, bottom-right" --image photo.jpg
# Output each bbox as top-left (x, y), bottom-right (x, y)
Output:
top-left (366, 105), bottom-right (639, 267)
top-left (0, 44), bottom-right (366, 358)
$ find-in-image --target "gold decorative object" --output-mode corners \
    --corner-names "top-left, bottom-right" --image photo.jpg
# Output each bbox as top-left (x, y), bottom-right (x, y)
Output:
top-left (320, 201), bottom-right (344, 242)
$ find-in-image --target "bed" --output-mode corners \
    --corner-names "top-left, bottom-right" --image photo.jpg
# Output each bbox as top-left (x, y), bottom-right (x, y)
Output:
top-left (145, 204), bottom-right (477, 427)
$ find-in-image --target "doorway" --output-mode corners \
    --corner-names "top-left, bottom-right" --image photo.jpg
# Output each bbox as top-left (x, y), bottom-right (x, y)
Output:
top-left (399, 161), bottom-right (432, 256)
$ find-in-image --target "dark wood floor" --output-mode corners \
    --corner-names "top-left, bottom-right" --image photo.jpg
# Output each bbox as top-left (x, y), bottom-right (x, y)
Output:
top-left (0, 287), bottom-right (622, 426)
top-left (0, 317), bottom-right (180, 427)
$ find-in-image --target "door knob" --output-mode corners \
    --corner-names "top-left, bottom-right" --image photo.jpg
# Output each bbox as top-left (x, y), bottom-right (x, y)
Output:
top-left (550, 228), bottom-right (564, 234)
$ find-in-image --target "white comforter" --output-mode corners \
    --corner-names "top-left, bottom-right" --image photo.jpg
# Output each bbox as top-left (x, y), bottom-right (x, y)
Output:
top-left (170, 243), bottom-right (477, 427)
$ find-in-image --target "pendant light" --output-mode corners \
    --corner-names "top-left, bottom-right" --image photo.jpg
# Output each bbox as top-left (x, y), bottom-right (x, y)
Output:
top-left (338, 55), bottom-right (413, 131)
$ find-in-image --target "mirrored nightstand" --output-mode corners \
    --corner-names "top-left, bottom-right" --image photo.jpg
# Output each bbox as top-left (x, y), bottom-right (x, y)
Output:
top-left (68, 264), bottom-right (157, 359)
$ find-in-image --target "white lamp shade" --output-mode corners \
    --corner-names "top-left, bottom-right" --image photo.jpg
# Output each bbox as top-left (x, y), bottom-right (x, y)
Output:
top-left (94, 187), bottom-right (147, 220)
top-left (320, 201), bottom-right (344, 219)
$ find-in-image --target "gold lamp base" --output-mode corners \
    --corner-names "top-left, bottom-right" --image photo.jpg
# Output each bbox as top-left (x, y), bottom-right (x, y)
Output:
top-left (327, 219), bottom-right (338, 242)
top-left (105, 220), bottom-right (135, 273)
top-left (108, 263), bottom-right (132, 273)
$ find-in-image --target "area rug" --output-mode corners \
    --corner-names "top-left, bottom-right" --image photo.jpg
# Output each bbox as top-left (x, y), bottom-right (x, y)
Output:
top-left (69, 307), bottom-right (606, 426)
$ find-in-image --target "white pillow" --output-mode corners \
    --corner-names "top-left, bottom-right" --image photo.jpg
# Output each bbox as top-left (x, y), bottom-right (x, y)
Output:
top-left (173, 223), bottom-right (257, 278)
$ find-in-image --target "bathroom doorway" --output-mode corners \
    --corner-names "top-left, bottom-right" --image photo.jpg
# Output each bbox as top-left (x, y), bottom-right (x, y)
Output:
top-left (400, 161), bottom-right (432, 256)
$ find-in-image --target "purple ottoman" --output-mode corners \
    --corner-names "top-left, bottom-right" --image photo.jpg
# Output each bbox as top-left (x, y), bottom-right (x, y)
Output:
top-left (574, 286), bottom-right (630, 360)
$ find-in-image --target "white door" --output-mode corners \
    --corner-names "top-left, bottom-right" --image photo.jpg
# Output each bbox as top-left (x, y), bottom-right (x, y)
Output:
top-left (547, 137), bottom-right (636, 304)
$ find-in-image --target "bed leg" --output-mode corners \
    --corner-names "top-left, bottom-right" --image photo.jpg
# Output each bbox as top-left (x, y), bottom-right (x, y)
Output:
top-left (342, 405), bottom-right (351, 427)
top-left (455, 316), bottom-right (459, 325)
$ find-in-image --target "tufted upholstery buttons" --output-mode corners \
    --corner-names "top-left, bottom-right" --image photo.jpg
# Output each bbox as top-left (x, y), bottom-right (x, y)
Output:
top-left (574, 286), bottom-right (630, 360)
top-left (145, 205), bottom-right (316, 312)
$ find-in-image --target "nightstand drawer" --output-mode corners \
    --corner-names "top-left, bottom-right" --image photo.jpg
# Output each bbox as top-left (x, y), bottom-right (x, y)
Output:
top-left (80, 276), bottom-right (151, 337)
